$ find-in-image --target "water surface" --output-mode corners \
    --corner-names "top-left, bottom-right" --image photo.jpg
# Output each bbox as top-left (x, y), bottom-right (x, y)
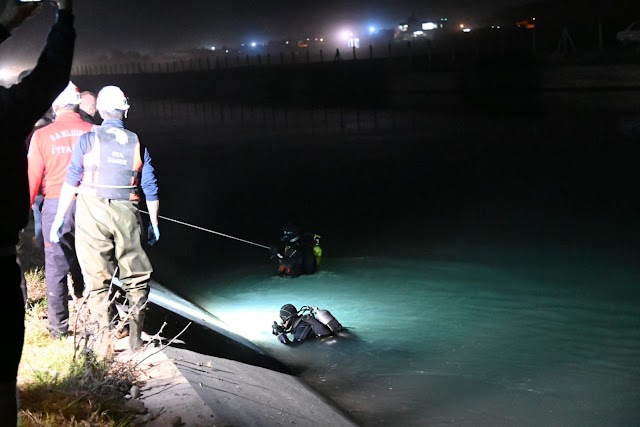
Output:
top-left (128, 91), bottom-right (639, 426)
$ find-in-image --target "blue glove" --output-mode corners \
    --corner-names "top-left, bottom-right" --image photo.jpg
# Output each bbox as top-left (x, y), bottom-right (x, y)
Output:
top-left (147, 223), bottom-right (160, 246)
top-left (49, 216), bottom-right (64, 244)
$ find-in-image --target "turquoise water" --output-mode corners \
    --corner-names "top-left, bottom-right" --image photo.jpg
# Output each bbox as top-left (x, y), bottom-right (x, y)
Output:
top-left (129, 92), bottom-right (639, 426)
top-left (177, 251), bottom-right (640, 426)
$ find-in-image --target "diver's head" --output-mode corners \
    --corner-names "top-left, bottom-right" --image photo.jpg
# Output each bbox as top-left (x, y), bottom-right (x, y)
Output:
top-left (281, 223), bottom-right (301, 243)
top-left (279, 304), bottom-right (298, 323)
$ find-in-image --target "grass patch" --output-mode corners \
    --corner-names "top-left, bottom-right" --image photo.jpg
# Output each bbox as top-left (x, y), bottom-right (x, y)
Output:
top-left (16, 221), bottom-right (143, 427)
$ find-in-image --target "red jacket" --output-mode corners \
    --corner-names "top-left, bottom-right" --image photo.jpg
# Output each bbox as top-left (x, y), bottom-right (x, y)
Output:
top-left (27, 111), bottom-right (93, 205)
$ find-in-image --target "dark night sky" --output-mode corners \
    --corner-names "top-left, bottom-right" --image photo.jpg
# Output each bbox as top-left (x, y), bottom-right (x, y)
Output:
top-left (0, 0), bottom-right (532, 65)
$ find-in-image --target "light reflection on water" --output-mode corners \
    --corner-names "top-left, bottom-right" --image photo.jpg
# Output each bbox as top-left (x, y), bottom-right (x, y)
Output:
top-left (173, 255), bottom-right (640, 426)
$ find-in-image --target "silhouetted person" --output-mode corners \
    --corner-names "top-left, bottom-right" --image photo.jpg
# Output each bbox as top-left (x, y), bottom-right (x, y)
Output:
top-left (17, 68), bottom-right (54, 254)
top-left (0, 0), bottom-right (76, 425)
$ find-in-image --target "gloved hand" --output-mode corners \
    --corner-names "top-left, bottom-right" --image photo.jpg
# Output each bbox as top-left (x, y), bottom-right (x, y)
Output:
top-left (272, 321), bottom-right (290, 344)
top-left (272, 321), bottom-right (284, 336)
top-left (269, 245), bottom-right (283, 259)
top-left (147, 223), bottom-right (160, 246)
top-left (49, 216), bottom-right (64, 244)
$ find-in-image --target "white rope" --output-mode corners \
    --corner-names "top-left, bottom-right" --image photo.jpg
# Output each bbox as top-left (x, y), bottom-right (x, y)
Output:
top-left (140, 210), bottom-right (270, 250)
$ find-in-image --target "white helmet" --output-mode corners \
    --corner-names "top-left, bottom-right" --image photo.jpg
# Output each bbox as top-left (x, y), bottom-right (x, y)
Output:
top-left (52, 81), bottom-right (81, 107)
top-left (96, 85), bottom-right (130, 111)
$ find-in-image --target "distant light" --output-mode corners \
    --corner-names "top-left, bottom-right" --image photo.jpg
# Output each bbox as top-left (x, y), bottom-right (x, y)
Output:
top-left (460, 24), bottom-right (464, 28)
top-left (210, 46), bottom-right (216, 51)
top-left (319, 38), bottom-right (324, 42)
top-left (225, 49), bottom-right (229, 53)
top-left (463, 28), bottom-right (471, 33)
top-left (0, 68), bottom-right (12, 81)
top-left (251, 42), bottom-right (257, 47)
top-left (422, 22), bottom-right (437, 31)
top-left (286, 41), bottom-right (289, 44)
top-left (413, 30), bottom-right (424, 36)
top-left (340, 30), bottom-right (354, 40)
top-left (369, 26), bottom-right (376, 34)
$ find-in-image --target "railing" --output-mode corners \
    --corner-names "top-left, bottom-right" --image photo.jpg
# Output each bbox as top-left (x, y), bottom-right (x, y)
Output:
top-left (128, 99), bottom-right (434, 138)
top-left (70, 30), bottom-right (640, 77)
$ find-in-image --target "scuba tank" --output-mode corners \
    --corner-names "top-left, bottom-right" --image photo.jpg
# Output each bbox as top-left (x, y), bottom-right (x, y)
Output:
top-left (312, 234), bottom-right (322, 266)
top-left (313, 307), bottom-right (343, 333)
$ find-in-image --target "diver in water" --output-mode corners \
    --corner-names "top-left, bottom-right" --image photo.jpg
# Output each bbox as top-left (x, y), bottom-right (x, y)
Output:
top-left (272, 304), bottom-right (343, 344)
top-left (270, 223), bottom-right (322, 278)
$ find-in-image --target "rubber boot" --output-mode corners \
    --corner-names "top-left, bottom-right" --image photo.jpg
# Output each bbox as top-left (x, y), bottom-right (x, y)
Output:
top-left (128, 311), bottom-right (145, 351)
top-left (87, 292), bottom-right (112, 359)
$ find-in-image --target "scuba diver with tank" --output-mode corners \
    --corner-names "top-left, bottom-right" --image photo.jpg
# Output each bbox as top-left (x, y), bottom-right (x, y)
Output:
top-left (272, 304), bottom-right (344, 344)
top-left (270, 223), bottom-right (322, 278)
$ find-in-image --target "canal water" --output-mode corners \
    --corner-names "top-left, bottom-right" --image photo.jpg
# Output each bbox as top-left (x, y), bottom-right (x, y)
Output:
top-left (126, 91), bottom-right (639, 426)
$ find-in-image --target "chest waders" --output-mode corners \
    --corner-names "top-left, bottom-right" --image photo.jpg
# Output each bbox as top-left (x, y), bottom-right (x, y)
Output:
top-left (76, 126), bottom-right (150, 353)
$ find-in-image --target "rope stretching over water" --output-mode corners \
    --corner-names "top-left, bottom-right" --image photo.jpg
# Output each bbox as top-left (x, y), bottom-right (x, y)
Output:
top-left (140, 210), bottom-right (270, 250)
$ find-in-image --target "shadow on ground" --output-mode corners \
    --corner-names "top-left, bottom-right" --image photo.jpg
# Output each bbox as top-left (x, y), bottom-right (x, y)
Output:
top-left (144, 302), bottom-right (290, 375)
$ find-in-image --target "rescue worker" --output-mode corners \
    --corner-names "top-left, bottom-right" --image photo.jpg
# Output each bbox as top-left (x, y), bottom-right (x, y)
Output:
top-left (50, 85), bottom-right (161, 356)
top-left (0, 0), bottom-right (76, 424)
top-left (27, 81), bottom-right (93, 338)
top-left (270, 223), bottom-right (322, 278)
top-left (272, 304), bottom-right (343, 344)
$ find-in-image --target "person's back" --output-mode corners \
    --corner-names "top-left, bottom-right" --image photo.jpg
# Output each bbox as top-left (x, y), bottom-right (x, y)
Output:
top-left (28, 114), bottom-right (91, 199)
top-left (28, 81), bottom-right (93, 337)
top-left (28, 83), bottom-right (93, 205)
top-left (272, 224), bottom-right (321, 277)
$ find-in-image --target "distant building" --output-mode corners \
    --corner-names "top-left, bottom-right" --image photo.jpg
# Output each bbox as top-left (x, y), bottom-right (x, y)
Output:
top-left (396, 12), bottom-right (447, 41)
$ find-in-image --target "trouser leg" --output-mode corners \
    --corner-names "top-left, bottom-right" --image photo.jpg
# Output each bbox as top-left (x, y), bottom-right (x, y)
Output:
top-left (62, 200), bottom-right (84, 298)
top-left (42, 199), bottom-right (70, 336)
top-left (112, 200), bottom-right (152, 350)
top-left (75, 195), bottom-right (118, 357)
top-left (85, 290), bottom-right (112, 357)
top-left (122, 269), bottom-right (150, 351)
top-left (128, 310), bottom-right (146, 350)
top-left (76, 196), bottom-right (153, 352)
top-left (33, 194), bottom-right (44, 251)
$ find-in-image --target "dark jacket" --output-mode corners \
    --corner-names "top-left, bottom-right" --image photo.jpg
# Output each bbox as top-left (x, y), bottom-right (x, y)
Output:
top-left (0, 10), bottom-right (76, 247)
top-left (78, 108), bottom-right (98, 125)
